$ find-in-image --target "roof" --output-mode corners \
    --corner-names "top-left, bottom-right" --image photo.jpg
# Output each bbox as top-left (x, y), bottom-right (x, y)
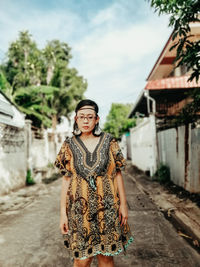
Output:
top-left (0, 91), bottom-right (25, 128)
top-left (128, 90), bottom-right (147, 118)
top-left (145, 76), bottom-right (200, 90)
top-left (0, 90), bottom-right (23, 113)
top-left (147, 22), bottom-right (200, 81)
top-left (146, 31), bottom-right (174, 81)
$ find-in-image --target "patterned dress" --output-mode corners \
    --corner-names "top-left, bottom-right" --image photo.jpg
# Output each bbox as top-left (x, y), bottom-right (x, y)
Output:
top-left (54, 131), bottom-right (134, 260)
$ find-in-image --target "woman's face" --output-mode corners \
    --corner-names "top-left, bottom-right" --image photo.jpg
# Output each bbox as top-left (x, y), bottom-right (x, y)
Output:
top-left (75, 105), bottom-right (99, 134)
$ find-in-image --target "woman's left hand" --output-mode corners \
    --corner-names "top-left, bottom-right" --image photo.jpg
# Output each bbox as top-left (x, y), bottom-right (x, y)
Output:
top-left (119, 203), bottom-right (128, 226)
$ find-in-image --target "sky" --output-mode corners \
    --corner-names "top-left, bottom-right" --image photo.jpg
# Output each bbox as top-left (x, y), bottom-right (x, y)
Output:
top-left (0, 0), bottom-right (172, 126)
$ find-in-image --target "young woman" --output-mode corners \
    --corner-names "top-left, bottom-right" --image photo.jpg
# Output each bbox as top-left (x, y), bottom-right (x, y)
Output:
top-left (54, 99), bottom-right (134, 267)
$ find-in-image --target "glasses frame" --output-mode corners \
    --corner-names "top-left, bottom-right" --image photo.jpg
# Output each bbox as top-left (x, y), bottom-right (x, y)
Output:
top-left (76, 115), bottom-right (97, 122)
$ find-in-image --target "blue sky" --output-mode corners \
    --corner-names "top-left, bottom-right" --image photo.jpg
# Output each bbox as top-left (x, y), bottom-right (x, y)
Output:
top-left (0, 0), bottom-right (172, 125)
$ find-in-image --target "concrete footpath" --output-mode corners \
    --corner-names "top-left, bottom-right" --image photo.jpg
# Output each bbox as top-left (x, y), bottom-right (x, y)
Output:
top-left (126, 162), bottom-right (200, 253)
top-left (0, 165), bottom-right (200, 267)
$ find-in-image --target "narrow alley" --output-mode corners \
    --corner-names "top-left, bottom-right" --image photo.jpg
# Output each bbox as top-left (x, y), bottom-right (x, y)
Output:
top-left (0, 167), bottom-right (200, 267)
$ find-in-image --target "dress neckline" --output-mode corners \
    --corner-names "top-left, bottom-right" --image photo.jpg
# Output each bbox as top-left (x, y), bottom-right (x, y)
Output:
top-left (76, 132), bottom-right (104, 155)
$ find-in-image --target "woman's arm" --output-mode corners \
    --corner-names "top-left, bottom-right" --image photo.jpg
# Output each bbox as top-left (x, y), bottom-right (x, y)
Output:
top-left (115, 170), bottom-right (128, 226)
top-left (60, 175), bottom-right (71, 234)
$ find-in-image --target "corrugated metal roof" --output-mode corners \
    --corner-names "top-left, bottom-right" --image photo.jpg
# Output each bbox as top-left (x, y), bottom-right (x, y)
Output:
top-left (0, 99), bottom-right (14, 118)
top-left (145, 76), bottom-right (200, 90)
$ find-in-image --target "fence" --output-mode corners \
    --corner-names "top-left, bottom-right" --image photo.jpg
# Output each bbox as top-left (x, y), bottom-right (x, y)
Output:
top-left (129, 117), bottom-right (200, 193)
top-left (158, 124), bottom-right (200, 193)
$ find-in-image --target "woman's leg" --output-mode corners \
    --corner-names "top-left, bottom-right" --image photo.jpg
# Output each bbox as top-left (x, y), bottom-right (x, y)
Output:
top-left (73, 257), bottom-right (93, 267)
top-left (97, 254), bottom-right (114, 267)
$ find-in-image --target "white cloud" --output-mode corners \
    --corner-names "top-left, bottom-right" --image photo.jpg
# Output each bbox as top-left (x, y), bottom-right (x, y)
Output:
top-left (0, 0), bottom-right (172, 125)
top-left (91, 2), bottom-right (123, 26)
top-left (74, 22), bottom-right (170, 78)
top-left (70, 3), bottom-right (171, 123)
top-left (0, 4), bottom-right (83, 52)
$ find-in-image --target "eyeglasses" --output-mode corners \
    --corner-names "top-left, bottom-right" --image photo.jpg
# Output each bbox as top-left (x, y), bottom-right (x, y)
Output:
top-left (77, 115), bottom-right (96, 122)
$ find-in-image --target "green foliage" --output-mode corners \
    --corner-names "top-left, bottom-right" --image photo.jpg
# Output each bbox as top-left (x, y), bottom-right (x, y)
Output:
top-left (0, 71), bottom-right (8, 91)
top-left (154, 163), bottom-right (171, 184)
top-left (0, 71), bottom-right (13, 98)
top-left (0, 30), bottom-right (87, 128)
top-left (14, 85), bottom-right (59, 128)
top-left (175, 88), bottom-right (200, 124)
top-left (3, 31), bottom-right (43, 91)
top-left (103, 103), bottom-right (136, 139)
top-left (148, 0), bottom-right (200, 82)
top-left (26, 169), bottom-right (35, 185)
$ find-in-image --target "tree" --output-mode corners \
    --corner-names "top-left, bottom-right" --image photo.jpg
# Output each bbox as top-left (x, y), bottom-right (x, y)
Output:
top-left (0, 30), bottom-right (87, 128)
top-left (103, 103), bottom-right (136, 139)
top-left (14, 85), bottom-right (59, 128)
top-left (148, 0), bottom-right (200, 82)
top-left (2, 31), bottom-right (43, 91)
top-left (43, 40), bottom-right (72, 86)
top-left (0, 71), bottom-right (12, 97)
top-left (43, 40), bottom-right (87, 130)
top-left (174, 88), bottom-right (200, 125)
top-left (49, 68), bottom-right (87, 130)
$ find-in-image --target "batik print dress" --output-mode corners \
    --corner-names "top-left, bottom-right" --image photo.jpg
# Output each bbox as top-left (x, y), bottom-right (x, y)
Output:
top-left (54, 131), bottom-right (134, 260)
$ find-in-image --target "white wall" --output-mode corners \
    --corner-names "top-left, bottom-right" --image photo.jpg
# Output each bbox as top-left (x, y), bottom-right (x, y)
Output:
top-left (0, 123), bottom-right (26, 195)
top-left (31, 131), bottom-right (71, 169)
top-left (31, 138), bottom-right (48, 169)
top-left (119, 134), bottom-right (127, 159)
top-left (129, 115), bottom-right (157, 175)
top-left (0, 91), bottom-right (73, 195)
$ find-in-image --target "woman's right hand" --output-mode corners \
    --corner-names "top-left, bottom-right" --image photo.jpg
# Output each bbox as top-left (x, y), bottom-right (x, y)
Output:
top-left (60, 214), bottom-right (69, 234)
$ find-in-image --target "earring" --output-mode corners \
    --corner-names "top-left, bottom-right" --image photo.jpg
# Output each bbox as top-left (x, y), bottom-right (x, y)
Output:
top-left (94, 123), bottom-right (102, 135)
top-left (74, 122), bottom-right (81, 135)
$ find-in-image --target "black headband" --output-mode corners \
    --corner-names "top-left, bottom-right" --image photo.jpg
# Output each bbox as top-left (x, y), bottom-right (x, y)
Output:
top-left (79, 107), bottom-right (95, 111)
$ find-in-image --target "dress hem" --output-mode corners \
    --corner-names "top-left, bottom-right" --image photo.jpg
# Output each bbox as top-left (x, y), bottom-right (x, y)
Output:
top-left (77, 236), bottom-right (134, 260)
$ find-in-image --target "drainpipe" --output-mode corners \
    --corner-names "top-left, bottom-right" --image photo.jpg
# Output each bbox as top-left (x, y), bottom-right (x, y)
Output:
top-left (144, 90), bottom-right (158, 175)
top-left (144, 90), bottom-right (156, 114)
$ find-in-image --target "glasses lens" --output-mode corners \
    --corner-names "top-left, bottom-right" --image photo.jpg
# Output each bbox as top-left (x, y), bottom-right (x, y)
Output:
top-left (78, 115), bottom-right (95, 121)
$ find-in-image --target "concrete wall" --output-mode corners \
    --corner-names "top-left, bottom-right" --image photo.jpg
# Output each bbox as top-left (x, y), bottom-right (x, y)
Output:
top-left (0, 123), bottom-right (27, 195)
top-left (119, 134), bottom-right (127, 160)
top-left (32, 131), bottom-right (70, 169)
top-left (158, 124), bottom-right (200, 193)
top-left (32, 138), bottom-right (48, 169)
top-left (126, 135), bottom-right (131, 160)
top-left (0, 121), bottom-right (70, 195)
top-left (0, 92), bottom-right (73, 195)
top-left (129, 115), bottom-right (158, 176)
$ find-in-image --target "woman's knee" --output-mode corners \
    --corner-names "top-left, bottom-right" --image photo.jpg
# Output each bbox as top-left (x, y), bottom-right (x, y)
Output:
top-left (73, 256), bottom-right (93, 267)
top-left (97, 254), bottom-right (114, 263)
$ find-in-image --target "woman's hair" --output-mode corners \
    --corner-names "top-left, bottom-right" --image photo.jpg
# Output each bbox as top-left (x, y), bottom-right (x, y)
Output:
top-left (75, 99), bottom-right (99, 114)
top-left (72, 99), bottom-right (101, 136)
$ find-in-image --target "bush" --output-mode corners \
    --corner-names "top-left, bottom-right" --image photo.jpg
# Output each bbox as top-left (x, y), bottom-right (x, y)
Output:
top-left (154, 163), bottom-right (170, 184)
top-left (26, 169), bottom-right (35, 185)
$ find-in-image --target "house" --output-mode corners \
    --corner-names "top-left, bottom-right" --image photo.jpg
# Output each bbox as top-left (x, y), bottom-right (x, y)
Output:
top-left (128, 22), bottom-right (200, 192)
top-left (129, 21), bottom-right (200, 128)
top-left (0, 91), bottom-right (25, 128)
top-left (0, 90), bottom-right (74, 195)
top-left (0, 91), bottom-right (27, 195)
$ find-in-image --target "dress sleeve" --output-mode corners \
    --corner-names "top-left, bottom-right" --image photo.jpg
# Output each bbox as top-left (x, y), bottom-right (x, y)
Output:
top-left (54, 138), bottom-right (72, 177)
top-left (110, 137), bottom-right (126, 172)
